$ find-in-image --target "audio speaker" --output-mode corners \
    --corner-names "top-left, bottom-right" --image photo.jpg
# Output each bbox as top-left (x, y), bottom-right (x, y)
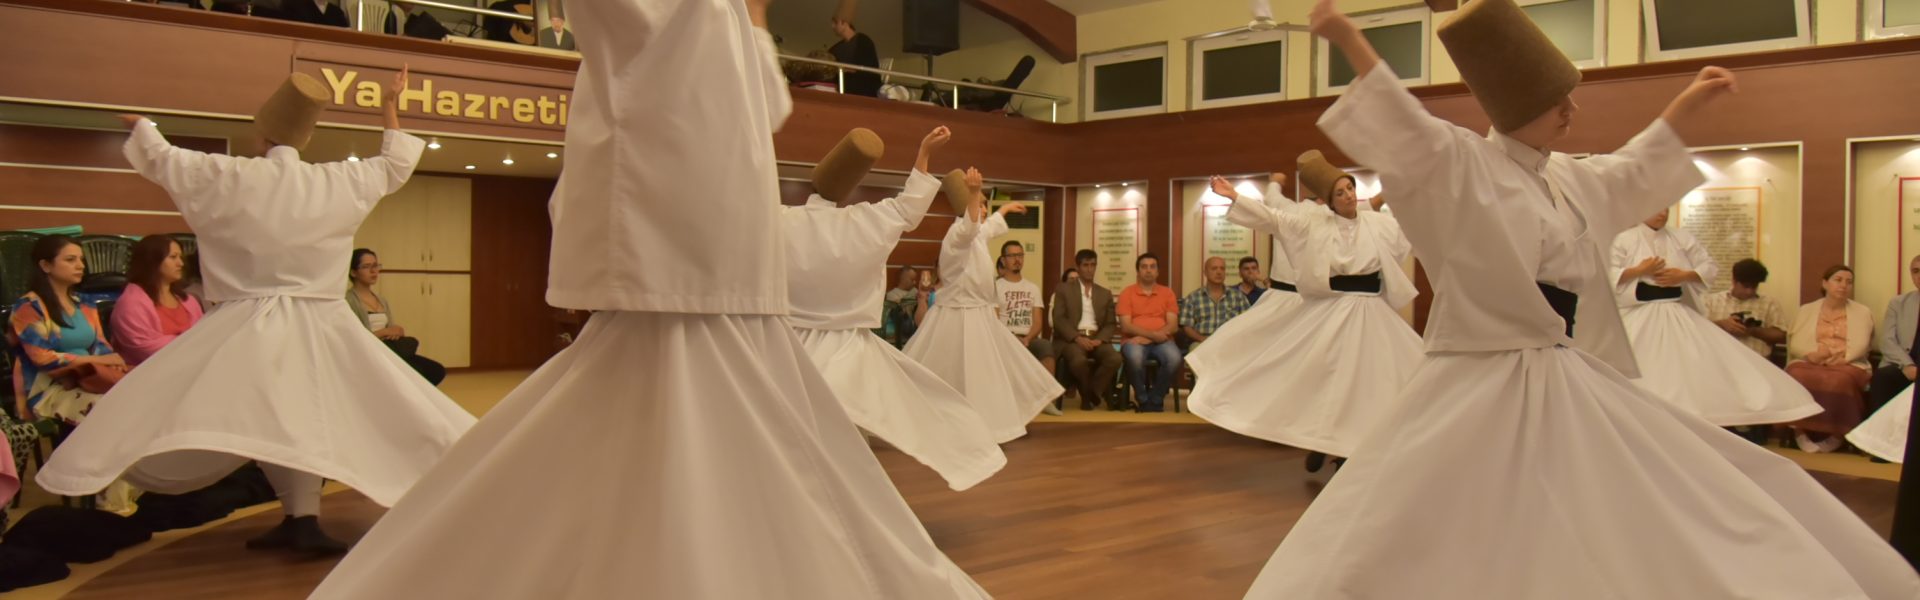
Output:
top-left (903, 0), bottom-right (959, 55)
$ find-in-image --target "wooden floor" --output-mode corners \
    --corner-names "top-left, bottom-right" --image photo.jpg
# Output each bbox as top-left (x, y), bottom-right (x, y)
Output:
top-left (61, 423), bottom-right (1902, 600)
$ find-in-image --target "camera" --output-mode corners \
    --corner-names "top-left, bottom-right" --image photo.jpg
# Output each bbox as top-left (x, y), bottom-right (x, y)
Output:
top-left (1732, 311), bottom-right (1763, 329)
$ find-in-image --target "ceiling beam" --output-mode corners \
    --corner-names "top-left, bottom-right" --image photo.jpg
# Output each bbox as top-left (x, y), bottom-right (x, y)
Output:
top-left (963, 0), bottom-right (1076, 64)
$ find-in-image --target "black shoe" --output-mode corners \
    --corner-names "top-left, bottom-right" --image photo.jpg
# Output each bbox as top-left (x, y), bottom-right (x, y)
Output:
top-left (288, 516), bottom-right (349, 556)
top-left (1305, 452), bottom-right (1327, 473)
top-left (246, 516), bottom-right (298, 550)
top-left (1080, 395), bottom-right (1098, 411)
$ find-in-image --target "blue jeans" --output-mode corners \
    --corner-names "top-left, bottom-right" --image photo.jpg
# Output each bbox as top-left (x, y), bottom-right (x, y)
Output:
top-left (1121, 340), bottom-right (1182, 407)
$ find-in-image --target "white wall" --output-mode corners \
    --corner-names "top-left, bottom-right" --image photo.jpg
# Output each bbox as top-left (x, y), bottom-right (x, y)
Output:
top-left (1852, 138), bottom-right (1920, 316)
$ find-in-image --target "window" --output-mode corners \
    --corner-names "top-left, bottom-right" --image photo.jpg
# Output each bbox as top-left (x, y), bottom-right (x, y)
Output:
top-left (1083, 44), bottom-right (1168, 120)
top-left (1642, 0), bottom-right (1810, 62)
top-left (1517, 0), bottom-right (1606, 68)
top-left (1316, 6), bottom-right (1430, 96)
top-left (1190, 28), bottom-right (1287, 110)
top-left (1866, 0), bottom-right (1920, 40)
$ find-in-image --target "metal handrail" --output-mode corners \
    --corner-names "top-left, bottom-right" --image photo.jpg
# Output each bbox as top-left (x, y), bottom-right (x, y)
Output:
top-left (385, 0), bottom-right (531, 21)
top-left (778, 54), bottom-right (1064, 122)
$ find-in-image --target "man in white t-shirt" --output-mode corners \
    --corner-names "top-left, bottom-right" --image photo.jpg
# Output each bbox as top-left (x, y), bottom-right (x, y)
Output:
top-left (996, 240), bottom-right (1059, 415)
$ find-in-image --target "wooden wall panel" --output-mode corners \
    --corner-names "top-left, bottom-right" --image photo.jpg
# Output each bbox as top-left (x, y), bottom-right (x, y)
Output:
top-left (0, 167), bottom-right (176, 212)
top-left (0, 124), bottom-right (225, 168)
top-left (468, 175), bottom-right (558, 369)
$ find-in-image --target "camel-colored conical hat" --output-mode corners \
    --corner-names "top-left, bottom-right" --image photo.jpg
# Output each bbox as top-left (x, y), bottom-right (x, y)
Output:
top-left (1437, 0), bottom-right (1582, 133)
top-left (253, 72), bottom-right (329, 150)
top-left (812, 128), bottom-right (883, 205)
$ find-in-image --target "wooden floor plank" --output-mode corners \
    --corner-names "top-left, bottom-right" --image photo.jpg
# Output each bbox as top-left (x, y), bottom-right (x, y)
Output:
top-left (60, 423), bottom-right (1901, 599)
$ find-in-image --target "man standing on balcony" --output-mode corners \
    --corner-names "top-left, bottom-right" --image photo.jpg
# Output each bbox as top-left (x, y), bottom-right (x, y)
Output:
top-left (279, 0), bottom-right (348, 28)
top-left (539, 16), bottom-right (575, 51)
top-left (829, 5), bottom-right (882, 98)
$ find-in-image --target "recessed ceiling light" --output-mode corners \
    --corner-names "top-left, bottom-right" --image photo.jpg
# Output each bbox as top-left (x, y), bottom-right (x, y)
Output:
top-left (346, 155), bottom-right (360, 162)
top-left (427, 140), bottom-right (442, 150)
top-left (1095, 184), bottom-right (1103, 189)
top-left (464, 165), bottom-right (476, 170)
top-left (1739, 147), bottom-right (1749, 151)
top-left (546, 152), bottom-right (559, 159)
top-left (502, 158), bottom-right (515, 165)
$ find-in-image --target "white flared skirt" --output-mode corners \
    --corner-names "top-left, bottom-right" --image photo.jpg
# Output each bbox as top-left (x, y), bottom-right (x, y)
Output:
top-left (36, 296), bottom-right (475, 506)
top-left (1850, 384), bottom-right (1912, 463)
top-left (1187, 293), bottom-right (1423, 457)
top-left (902, 304), bottom-right (1062, 443)
top-left (1622, 300), bottom-right (1823, 426)
top-left (1244, 346), bottom-right (1920, 599)
top-left (311, 311), bottom-right (989, 599)
top-left (796, 327), bottom-right (1006, 490)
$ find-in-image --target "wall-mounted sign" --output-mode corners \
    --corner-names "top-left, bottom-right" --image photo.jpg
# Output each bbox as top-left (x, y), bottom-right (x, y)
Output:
top-left (1672, 186), bottom-right (1762, 292)
top-left (296, 60), bottom-right (570, 130)
top-left (1092, 207), bottom-right (1140, 291)
top-left (1897, 177), bottom-right (1920, 294)
top-left (1202, 203), bottom-right (1253, 268)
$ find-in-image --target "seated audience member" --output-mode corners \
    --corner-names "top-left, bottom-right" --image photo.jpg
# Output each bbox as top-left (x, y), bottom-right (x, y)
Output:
top-left (278, 0), bottom-right (350, 27)
top-left (884, 266), bottom-right (919, 344)
top-left (1871, 255), bottom-right (1920, 415)
top-left (385, 3), bottom-right (453, 40)
top-left (538, 16), bottom-right (575, 50)
top-left (113, 235), bottom-right (205, 367)
top-left (1052, 251), bottom-right (1124, 411)
top-left (1237, 256), bottom-right (1268, 304)
top-left (1181, 256), bottom-right (1251, 353)
top-left (11, 236), bottom-right (124, 424)
top-left (345, 249), bottom-right (447, 386)
top-left (996, 243), bottom-right (1059, 415)
top-left (1785, 266), bottom-right (1873, 453)
top-left (1117, 253), bottom-right (1180, 413)
top-left (1703, 258), bottom-right (1788, 359)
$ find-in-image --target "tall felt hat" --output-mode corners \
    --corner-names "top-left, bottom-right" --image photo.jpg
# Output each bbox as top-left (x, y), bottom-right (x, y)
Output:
top-left (1297, 150), bottom-right (1351, 202)
top-left (1437, 0), bottom-right (1582, 133)
top-left (834, 0), bottom-right (858, 22)
top-left (253, 73), bottom-right (329, 151)
top-left (940, 169), bottom-right (973, 215)
top-left (812, 128), bottom-right (883, 205)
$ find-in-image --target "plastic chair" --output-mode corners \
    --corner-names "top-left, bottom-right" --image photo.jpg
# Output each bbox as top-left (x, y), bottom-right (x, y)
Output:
top-left (75, 235), bottom-right (134, 279)
top-left (0, 231), bottom-right (44, 304)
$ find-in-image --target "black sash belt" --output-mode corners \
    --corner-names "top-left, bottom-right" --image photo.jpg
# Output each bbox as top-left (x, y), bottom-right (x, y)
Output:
top-left (1635, 282), bottom-right (1684, 302)
top-left (1270, 280), bottom-right (1298, 293)
top-left (1329, 272), bottom-right (1383, 294)
top-left (1538, 282), bottom-right (1579, 338)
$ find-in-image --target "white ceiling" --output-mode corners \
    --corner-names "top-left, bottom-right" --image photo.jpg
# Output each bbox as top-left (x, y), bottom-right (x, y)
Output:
top-left (1045, 0), bottom-right (1163, 16)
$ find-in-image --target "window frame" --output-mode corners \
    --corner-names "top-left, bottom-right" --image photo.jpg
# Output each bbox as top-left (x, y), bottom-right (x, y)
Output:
top-left (1188, 28), bottom-right (1289, 110)
top-left (1865, 0), bottom-right (1920, 40)
top-left (1081, 43), bottom-right (1170, 121)
top-left (1641, 0), bottom-right (1811, 62)
top-left (1314, 5), bottom-right (1431, 97)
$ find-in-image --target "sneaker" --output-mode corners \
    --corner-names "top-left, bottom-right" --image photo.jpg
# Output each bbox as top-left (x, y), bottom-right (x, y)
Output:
top-left (1795, 431), bottom-right (1821, 453)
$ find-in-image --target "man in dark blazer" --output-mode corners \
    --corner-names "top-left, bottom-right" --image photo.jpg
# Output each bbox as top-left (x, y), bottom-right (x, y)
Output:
top-left (539, 16), bottom-right (576, 51)
top-left (1053, 249), bottom-right (1125, 410)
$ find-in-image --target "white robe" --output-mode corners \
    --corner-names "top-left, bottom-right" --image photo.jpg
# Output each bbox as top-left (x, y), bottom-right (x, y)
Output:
top-left (1243, 65), bottom-right (1919, 600)
top-left (783, 173), bottom-right (1006, 491)
top-left (311, 2), bottom-right (987, 598)
top-left (1187, 188), bottom-right (1423, 457)
top-left (35, 122), bottom-right (475, 506)
top-left (1851, 384), bottom-right (1912, 463)
top-left (1611, 225), bottom-right (1822, 425)
top-left (903, 213), bottom-right (1063, 443)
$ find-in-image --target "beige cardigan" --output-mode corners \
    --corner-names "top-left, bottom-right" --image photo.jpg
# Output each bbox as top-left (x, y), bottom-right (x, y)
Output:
top-left (1787, 299), bottom-right (1873, 371)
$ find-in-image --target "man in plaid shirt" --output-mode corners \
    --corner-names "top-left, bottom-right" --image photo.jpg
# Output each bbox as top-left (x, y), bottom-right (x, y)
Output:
top-left (1180, 256), bottom-right (1252, 353)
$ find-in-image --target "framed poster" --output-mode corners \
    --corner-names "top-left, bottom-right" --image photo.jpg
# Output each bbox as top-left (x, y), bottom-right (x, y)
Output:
top-left (1898, 177), bottom-right (1920, 294)
top-left (1201, 201), bottom-right (1253, 267)
top-left (1672, 186), bottom-right (1762, 292)
top-left (1091, 207), bottom-right (1140, 291)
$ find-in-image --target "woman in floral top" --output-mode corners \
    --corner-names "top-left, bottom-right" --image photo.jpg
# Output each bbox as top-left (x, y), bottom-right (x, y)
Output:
top-left (10, 235), bottom-right (123, 423)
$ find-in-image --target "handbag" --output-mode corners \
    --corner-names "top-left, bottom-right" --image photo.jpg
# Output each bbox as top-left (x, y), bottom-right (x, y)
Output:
top-left (46, 362), bottom-right (124, 395)
top-left (383, 336), bottom-right (421, 359)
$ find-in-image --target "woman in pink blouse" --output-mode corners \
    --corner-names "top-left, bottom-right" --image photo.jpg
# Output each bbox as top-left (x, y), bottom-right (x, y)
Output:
top-left (113, 234), bottom-right (204, 366)
top-left (1786, 265), bottom-right (1873, 453)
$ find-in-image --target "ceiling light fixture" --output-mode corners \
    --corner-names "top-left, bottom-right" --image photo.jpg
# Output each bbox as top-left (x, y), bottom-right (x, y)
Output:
top-left (464, 165), bottom-right (476, 170)
top-left (547, 152), bottom-right (559, 159)
top-left (502, 158), bottom-right (515, 166)
top-left (346, 155), bottom-right (360, 162)
top-left (1739, 146), bottom-right (1750, 151)
top-left (427, 140), bottom-right (442, 150)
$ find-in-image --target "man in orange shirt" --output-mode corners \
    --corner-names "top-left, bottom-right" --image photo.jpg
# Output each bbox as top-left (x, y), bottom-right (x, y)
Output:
top-left (1117, 253), bottom-right (1181, 412)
